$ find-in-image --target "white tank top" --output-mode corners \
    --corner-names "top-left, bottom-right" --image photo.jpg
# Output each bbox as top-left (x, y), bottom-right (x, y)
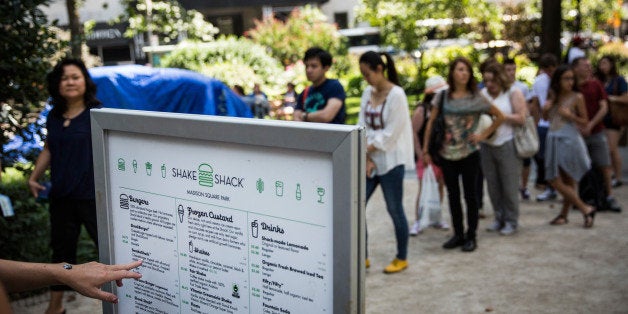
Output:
top-left (481, 86), bottom-right (516, 146)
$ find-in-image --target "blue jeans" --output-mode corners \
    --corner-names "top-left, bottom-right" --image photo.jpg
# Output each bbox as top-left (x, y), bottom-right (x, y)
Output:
top-left (366, 165), bottom-right (408, 260)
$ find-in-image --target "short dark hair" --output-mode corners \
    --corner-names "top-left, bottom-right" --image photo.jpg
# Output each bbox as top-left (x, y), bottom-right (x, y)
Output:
top-left (538, 53), bottom-right (558, 69)
top-left (503, 58), bottom-right (516, 66)
top-left (304, 47), bottom-right (332, 67)
top-left (47, 58), bottom-right (100, 117)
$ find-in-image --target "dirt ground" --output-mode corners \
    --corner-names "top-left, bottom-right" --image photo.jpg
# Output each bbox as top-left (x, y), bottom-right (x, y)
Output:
top-left (11, 149), bottom-right (628, 313)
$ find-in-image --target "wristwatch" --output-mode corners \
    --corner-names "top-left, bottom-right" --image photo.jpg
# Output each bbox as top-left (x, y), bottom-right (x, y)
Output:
top-left (302, 111), bottom-right (309, 121)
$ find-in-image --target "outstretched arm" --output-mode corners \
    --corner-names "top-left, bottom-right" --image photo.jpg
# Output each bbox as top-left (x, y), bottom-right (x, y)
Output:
top-left (0, 259), bottom-right (142, 303)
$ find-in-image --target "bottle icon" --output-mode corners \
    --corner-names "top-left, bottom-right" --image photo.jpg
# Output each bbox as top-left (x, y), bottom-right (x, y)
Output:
top-left (132, 160), bottom-right (138, 173)
top-left (178, 204), bottom-right (184, 223)
top-left (296, 184), bottom-right (302, 201)
top-left (251, 220), bottom-right (258, 238)
top-left (161, 164), bottom-right (167, 178)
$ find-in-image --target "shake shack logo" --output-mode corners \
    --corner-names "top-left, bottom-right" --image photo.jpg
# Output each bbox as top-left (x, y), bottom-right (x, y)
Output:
top-left (172, 163), bottom-right (244, 189)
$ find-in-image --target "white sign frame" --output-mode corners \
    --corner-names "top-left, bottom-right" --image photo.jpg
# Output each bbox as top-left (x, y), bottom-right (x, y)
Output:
top-left (91, 108), bottom-right (365, 313)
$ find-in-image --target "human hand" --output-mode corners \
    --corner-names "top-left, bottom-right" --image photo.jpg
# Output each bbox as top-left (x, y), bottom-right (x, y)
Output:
top-left (366, 158), bottom-right (376, 178)
top-left (468, 133), bottom-right (483, 145)
top-left (28, 180), bottom-right (46, 198)
top-left (557, 107), bottom-right (572, 120)
top-left (61, 260), bottom-right (142, 303)
top-left (422, 153), bottom-right (432, 166)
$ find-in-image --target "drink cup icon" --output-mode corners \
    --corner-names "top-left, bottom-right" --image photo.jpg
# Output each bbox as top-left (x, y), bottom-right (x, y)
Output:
top-left (251, 220), bottom-right (258, 238)
top-left (145, 162), bottom-right (152, 176)
top-left (178, 204), bottom-right (184, 223)
top-left (198, 164), bottom-right (214, 187)
top-left (275, 181), bottom-right (284, 197)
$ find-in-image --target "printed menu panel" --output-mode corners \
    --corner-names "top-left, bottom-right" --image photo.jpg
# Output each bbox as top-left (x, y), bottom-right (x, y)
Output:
top-left (108, 132), bottom-right (333, 313)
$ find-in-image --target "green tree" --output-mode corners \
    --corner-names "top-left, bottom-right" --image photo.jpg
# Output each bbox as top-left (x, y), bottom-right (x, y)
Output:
top-left (0, 0), bottom-right (65, 166)
top-left (356, 0), bottom-right (502, 53)
top-left (119, 0), bottom-right (218, 44)
top-left (247, 5), bottom-right (348, 69)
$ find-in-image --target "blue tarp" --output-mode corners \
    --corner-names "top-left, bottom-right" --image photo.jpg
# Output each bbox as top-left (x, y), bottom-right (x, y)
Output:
top-left (90, 65), bottom-right (252, 117)
top-left (2, 65), bottom-right (253, 165)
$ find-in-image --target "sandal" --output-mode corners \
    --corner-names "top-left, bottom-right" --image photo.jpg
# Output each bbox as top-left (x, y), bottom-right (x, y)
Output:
top-left (549, 214), bottom-right (568, 225)
top-left (583, 207), bottom-right (596, 228)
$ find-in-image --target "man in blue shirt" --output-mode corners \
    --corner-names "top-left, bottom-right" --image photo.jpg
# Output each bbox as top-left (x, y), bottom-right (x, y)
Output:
top-left (293, 47), bottom-right (347, 124)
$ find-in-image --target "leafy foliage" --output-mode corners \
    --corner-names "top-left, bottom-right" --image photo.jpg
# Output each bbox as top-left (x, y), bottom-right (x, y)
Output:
top-left (0, 0), bottom-right (65, 167)
top-left (356, 0), bottom-right (503, 52)
top-left (247, 5), bottom-right (348, 68)
top-left (119, 0), bottom-right (218, 44)
top-left (160, 37), bottom-right (287, 96)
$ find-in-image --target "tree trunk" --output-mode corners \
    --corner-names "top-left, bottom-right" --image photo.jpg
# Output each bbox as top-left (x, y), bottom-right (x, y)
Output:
top-left (66, 0), bottom-right (82, 59)
top-left (541, 0), bottom-right (561, 60)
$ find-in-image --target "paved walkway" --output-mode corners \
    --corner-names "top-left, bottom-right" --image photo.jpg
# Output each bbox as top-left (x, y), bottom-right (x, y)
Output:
top-left (11, 148), bottom-right (628, 313)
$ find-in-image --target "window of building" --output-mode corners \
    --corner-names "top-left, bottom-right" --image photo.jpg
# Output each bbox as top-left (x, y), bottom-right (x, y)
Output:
top-left (334, 12), bottom-right (348, 29)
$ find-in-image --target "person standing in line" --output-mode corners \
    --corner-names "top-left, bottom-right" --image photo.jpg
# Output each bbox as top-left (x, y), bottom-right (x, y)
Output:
top-left (595, 56), bottom-right (627, 189)
top-left (542, 65), bottom-right (596, 227)
top-left (293, 47), bottom-right (347, 124)
top-left (572, 56), bottom-right (622, 213)
top-left (503, 58), bottom-right (534, 200)
top-left (530, 54), bottom-right (559, 202)
top-left (422, 57), bottom-right (504, 252)
top-left (409, 75), bottom-right (449, 235)
top-left (358, 51), bottom-right (414, 273)
top-left (28, 58), bottom-right (102, 314)
top-left (480, 63), bottom-right (527, 235)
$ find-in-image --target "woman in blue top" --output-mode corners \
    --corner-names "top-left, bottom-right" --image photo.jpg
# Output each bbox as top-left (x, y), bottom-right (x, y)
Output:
top-left (28, 58), bottom-right (101, 314)
top-left (595, 56), bottom-right (628, 187)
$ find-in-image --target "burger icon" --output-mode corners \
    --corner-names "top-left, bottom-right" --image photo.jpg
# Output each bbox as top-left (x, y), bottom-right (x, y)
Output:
top-left (198, 163), bottom-right (214, 187)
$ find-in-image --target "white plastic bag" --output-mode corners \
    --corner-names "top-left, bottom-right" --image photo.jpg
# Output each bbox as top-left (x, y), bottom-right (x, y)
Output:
top-left (418, 165), bottom-right (441, 229)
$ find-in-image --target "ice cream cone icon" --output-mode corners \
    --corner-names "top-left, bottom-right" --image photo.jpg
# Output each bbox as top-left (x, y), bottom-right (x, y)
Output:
top-left (178, 204), bottom-right (184, 223)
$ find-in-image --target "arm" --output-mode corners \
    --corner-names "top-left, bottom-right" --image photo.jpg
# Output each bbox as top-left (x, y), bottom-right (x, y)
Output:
top-left (28, 142), bottom-right (51, 198)
top-left (302, 98), bottom-right (343, 123)
top-left (570, 93), bottom-right (590, 128)
top-left (421, 105), bottom-right (440, 165)
top-left (411, 106), bottom-right (425, 158)
top-left (0, 259), bottom-right (142, 303)
top-left (469, 103), bottom-right (504, 144)
top-left (583, 99), bottom-right (608, 136)
top-left (507, 88), bottom-right (527, 126)
top-left (528, 96), bottom-right (541, 125)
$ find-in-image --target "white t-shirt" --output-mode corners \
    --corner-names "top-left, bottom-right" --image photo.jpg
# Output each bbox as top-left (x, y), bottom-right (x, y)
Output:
top-left (532, 72), bottom-right (551, 128)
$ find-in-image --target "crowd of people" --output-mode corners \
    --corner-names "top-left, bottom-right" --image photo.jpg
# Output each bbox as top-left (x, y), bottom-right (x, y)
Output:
top-left (2, 44), bottom-right (626, 311)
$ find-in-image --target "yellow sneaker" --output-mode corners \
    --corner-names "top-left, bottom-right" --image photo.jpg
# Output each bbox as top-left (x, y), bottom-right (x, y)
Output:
top-left (383, 258), bottom-right (407, 274)
top-left (365, 258), bottom-right (371, 269)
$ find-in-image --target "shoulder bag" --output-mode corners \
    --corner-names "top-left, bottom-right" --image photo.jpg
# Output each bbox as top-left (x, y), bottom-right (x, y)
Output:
top-left (510, 88), bottom-right (539, 158)
top-left (427, 90), bottom-right (446, 165)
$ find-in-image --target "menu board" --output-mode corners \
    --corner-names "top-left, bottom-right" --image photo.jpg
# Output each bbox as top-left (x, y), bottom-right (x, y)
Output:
top-left (107, 131), bottom-right (334, 313)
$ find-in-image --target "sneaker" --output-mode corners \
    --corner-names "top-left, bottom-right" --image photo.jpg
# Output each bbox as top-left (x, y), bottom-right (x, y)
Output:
top-left (536, 188), bottom-right (557, 202)
top-left (365, 258), bottom-right (371, 269)
top-left (612, 178), bottom-right (623, 188)
top-left (520, 188), bottom-right (530, 200)
top-left (432, 221), bottom-right (450, 230)
top-left (383, 258), bottom-right (408, 274)
top-left (499, 223), bottom-right (517, 236)
top-left (409, 220), bottom-right (423, 236)
top-left (486, 220), bottom-right (502, 232)
top-left (606, 196), bottom-right (622, 213)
